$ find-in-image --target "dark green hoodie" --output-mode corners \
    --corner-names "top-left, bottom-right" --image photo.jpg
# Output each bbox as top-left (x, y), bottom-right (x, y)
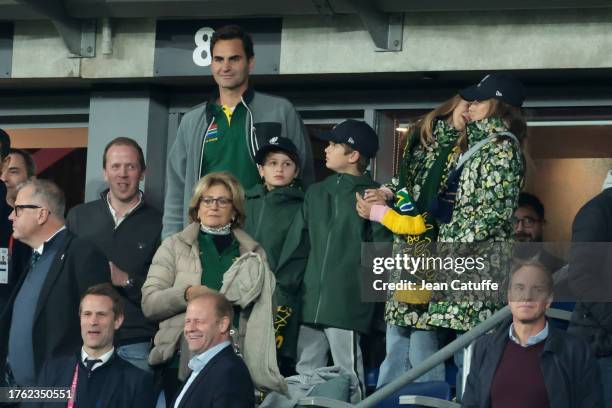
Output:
top-left (278, 173), bottom-right (392, 334)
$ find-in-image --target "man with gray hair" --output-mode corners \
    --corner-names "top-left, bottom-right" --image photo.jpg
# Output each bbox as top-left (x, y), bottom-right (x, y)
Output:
top-left (0, 179), bottom-right (110, 387)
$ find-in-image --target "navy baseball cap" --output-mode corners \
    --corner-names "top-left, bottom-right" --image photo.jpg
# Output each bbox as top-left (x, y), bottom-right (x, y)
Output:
top-left (460, 73), bottom-right (526, 108)
top-left (317, 120), bottom-right (379, 158)
top-left (254, 136), bottom-right (301, 168)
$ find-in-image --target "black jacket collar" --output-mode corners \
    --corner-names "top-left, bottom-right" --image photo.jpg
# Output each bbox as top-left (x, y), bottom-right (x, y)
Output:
top-left (491, 316), bottom-right (564, 355)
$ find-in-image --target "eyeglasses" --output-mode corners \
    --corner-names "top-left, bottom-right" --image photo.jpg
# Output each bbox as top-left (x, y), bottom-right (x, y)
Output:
top-left (199, 196), bottom-right (232, 208)
top-left (512, 216), bottom-right (540, 228)
top-left (14, 204), bottom-right (47, 217)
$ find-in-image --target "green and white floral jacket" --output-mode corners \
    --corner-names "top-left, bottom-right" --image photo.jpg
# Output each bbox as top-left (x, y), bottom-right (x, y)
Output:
top-left (427, 117), bottom-right (524, 331)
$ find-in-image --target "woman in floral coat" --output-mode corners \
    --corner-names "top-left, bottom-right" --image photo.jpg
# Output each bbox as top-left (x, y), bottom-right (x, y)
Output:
top-left (358, 95), bottom-right (470, 387)
top-left (427, 73), bottom-right (526, 330)
top-left (426, 73), bottom-right (527, 398)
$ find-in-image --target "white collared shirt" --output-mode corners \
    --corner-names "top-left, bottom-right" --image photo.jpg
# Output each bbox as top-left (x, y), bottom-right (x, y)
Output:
top-left (106, 191), bottom-right (142, 228)
top-left (81, 347), bottom-right (114, 371)
top-left (34, 226), bottom-right (67, 256)
top-left (509, 322), bottom-right (549, 347)
top-left (173, 341), bottom-right (232, 408)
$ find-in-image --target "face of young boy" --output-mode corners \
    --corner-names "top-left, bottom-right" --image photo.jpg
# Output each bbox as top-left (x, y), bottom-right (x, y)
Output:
top-left (258, 152), bottom-right (298, 189)
top-left (324, 141), bottom-right (353, 173)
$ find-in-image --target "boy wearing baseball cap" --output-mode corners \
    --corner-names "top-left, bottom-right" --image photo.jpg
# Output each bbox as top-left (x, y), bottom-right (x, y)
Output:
top-left (277, 120), bottom-right (391, 402)
top-left (245, 136), bottom-right (304, 373)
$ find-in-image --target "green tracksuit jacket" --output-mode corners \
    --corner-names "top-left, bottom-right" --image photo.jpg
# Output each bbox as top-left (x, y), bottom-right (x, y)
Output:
top-left (278, 173), bottom-right (392, 334)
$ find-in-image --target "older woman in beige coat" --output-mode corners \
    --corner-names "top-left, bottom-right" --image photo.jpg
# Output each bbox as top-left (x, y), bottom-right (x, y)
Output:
top-left (142, 171), bottom-right (285, 405)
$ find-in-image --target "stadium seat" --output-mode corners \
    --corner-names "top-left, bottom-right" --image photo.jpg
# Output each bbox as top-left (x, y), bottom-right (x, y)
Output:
top-left (378, 381), bottom-right (456, 408)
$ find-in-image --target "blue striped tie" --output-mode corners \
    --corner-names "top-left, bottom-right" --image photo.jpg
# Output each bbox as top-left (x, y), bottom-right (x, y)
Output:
top-left (30, 251), bottom-right (41, 267)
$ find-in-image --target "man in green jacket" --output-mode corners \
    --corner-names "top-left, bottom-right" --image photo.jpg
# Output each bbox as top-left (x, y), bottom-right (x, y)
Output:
top-left (162, 25), bottom-right (314, 239)
top-left (278, 120), bottom-right (391, 402)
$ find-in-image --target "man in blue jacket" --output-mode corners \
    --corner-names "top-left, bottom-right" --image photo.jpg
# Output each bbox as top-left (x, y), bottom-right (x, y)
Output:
top-left (0, 180), bottom-right (110, 387)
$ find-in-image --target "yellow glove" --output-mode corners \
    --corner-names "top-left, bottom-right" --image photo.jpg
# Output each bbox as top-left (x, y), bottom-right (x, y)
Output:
top-left (381, 209), bottom-right (427, 235)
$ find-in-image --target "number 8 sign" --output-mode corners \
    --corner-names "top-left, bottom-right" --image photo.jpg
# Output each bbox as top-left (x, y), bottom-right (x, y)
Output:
top-left (192, 27), bottom-right (214, 67)
top-left (154, 19), bottom-right (281, 76)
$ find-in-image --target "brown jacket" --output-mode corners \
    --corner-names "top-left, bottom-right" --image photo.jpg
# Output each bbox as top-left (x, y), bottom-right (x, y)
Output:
top-left (141, 222), bottom-right (267, 376)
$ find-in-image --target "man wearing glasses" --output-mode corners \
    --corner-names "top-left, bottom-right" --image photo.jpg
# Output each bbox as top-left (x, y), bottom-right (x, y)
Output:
top-left (0, 179), bottom-right (110, 388)
top-left (513, 192), bottom-right (565, 273)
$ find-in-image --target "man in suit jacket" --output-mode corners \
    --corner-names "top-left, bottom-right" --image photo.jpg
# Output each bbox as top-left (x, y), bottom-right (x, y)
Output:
top-left (172, 292), bottom-right (254, 408)
top-left (33, 283), bottom-right (154, 408)
top-left (0, 179), bottom-right (110, 386)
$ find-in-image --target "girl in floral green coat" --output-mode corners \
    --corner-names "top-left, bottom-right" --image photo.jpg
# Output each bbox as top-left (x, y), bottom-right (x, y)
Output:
top-left (358, 95), bottom-right (470, 387)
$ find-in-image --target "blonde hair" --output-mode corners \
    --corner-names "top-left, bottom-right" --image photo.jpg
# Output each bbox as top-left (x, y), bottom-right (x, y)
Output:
top-left (418, 95), bottom-right (465, 146)
top-left (188, 172), bottom-right (246, 227)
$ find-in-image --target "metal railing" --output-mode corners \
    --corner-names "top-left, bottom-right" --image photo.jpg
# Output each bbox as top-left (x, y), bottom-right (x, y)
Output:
top-left (298, 305), bottom-right (512, 408)
top-left (355, 305), bottom-right (511, 407)
top-left (299, 266), bottom-right (575, 407)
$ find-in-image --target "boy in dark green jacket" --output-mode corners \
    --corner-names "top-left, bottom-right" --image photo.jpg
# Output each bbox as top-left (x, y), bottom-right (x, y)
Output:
top-left (277, 120), bottom-right (391, 402)
top-left (245, 136), bottom-right (304, 371)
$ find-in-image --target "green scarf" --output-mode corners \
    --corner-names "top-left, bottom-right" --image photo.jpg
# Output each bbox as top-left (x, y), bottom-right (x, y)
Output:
top-left (391, 120), bottom-right (462, 303)
top-left (397, 120), bottom-right (462, 241)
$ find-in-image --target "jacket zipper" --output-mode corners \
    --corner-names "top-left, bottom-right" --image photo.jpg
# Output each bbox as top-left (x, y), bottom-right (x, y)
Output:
top-left (254, 192), bottom-right (267, 238)
top-left (241, 96), bottom-right (257, 165)
top-left (314, 174), bottom-right (342, 322)
top-left (197, 117), bottom-right (216, 181)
